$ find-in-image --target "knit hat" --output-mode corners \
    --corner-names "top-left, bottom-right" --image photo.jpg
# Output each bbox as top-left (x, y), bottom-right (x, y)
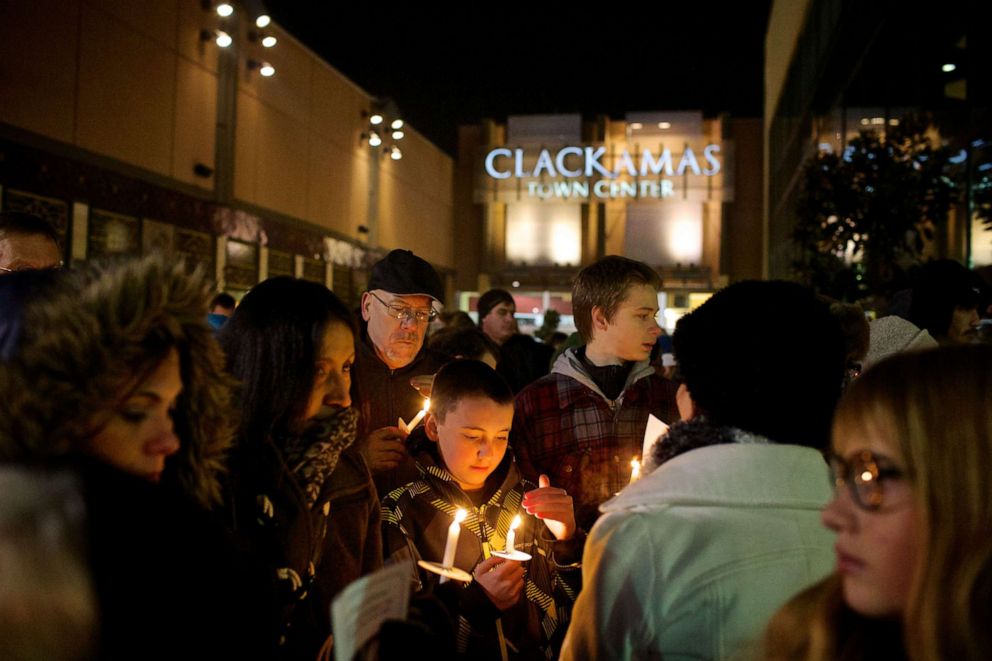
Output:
top-left (864, 316), bottom-right (938, 371)
top-left (477, 289), bottom-right (514, 321)
top-left (368, 249), bottom-right (443, 302)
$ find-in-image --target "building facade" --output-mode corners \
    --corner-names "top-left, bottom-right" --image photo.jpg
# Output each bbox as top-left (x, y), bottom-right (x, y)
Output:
top-left (0, 0), bottom-right (456, 304)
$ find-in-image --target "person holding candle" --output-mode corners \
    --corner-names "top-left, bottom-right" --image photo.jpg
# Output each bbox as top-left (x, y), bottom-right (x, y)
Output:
top-left (764, 345), bottom-right (992, 660)
top-left (381, 359), bottom-right (584, 659)
top-left (562, 280), bottom-right (846, 660)
top-left (352, 249), bottom-right (449, 494)
top-left (511, 256), bottom-right (679, 532)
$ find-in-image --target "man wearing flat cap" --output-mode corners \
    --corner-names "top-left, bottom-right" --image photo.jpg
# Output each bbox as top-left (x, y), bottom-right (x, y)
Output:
top-left (353, 249), bottom-right (448, 494)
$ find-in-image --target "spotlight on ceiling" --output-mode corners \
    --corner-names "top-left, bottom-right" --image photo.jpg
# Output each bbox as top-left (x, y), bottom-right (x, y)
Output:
top-left (256, 14), bottom-right (271, 28)
top-left (216, 3), bottom-right (234, 17)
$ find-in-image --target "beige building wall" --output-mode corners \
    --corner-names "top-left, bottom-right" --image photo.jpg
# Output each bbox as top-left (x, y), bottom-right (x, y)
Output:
top-left (1, 0), bottom-right (455, 268)
top-left (0, 0), bottom-right (219, 191)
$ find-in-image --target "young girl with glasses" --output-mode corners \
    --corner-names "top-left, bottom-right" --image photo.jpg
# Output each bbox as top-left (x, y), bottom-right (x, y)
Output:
top-left (766, 345), bottom-right (992, 661)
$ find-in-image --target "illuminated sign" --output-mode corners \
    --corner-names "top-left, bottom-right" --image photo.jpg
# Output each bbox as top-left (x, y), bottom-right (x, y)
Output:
top-left (478, 144), bottom-right (729, 202)
top-left (484, 145), bottom-right (722, 180)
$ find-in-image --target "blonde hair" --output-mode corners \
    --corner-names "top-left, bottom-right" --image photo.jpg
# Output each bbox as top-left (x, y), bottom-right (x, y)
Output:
top-left (767, 345), bottom-right (992, 660)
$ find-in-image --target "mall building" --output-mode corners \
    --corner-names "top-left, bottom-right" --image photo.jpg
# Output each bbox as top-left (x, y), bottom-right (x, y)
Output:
top-left (0, 0), bottom-right (456, 306)
top-left (454, 112), bottom-right (763, 332)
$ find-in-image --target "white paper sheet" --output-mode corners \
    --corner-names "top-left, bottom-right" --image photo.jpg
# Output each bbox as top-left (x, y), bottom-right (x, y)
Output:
top-left (641, 414), bottom-right (669, 471)
top-left (331, 562), bottom-right (411, 661)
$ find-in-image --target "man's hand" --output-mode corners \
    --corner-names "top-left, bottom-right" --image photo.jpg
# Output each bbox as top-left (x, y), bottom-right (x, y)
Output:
top-left (357, 426), bottom-right (408, 473)
top-left (473, 555), bottom-right (524, 611)
top-left (522, 474), bottom-right (576, 541)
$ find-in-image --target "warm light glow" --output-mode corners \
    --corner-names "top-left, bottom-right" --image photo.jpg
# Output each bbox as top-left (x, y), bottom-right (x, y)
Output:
top-left (216, 3), bottom-right (234, 17)
top-left (870, 117), bottom-right (884, 125)
top-left (506, 203), bottom-right (581, 266)
top-left (259, 63), bottom-right (275, 77)
top-left (454, 509), bottom-right (467, 524)
top-left (369, 133), bottom-right (382, 147)
top-left (255, 14), bottom-right (271, 28)
top-left (889, 118), bottom-right (900, 126)
top-left (630, 122), bottom-right (643, 130)
top-left (658, 121), bottom-right (672, 129)
top-left (860, 118), bottom-right (869, 126)
top-left (391, 119), bottom-right (404, 130)
top-left (262, 35), bottom-right (277, 48)
top-left (370, 113), bottom-right (384, 125)
top-left (509, 515), bottom-right (521, 531)
top-left (422, 398), bottom-right (431, 412)
top-left (860, 470), bottom-right (873, 482)
top-left (511, 281), bottom-right (520, 288)
top-left (215, 30), bottom-right (232, 48)
top-left (942, 63), bottom-right (956, 73)
top-left (390, 146), bottom-right (402, 160)
top-left (670, 216), bottom-right (702, 263)
top-left (391, 130), bottom-right (405, 140)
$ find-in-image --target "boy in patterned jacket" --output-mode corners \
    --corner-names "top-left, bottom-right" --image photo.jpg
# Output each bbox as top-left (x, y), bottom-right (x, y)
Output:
top-left (381, 359), bottom-right (584, 659)
top-left (511, 256), bottom-right (679, 532)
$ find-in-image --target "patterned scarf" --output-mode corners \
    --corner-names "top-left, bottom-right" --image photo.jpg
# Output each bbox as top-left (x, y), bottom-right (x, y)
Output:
top-left (278, 407), bottom-right (358, 509)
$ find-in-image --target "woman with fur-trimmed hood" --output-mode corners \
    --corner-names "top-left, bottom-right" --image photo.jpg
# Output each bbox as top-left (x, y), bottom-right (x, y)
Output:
top-left (0, 256), bottom-right (268, 661)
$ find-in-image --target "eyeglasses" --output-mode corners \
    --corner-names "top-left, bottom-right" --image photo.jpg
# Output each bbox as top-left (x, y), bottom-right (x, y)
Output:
top-left (369, 291), bottom-right (437, 324)
top-left (828, 449), bottom-right (906, 511)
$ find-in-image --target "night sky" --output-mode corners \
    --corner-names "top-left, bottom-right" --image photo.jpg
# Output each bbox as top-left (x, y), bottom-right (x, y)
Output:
top-left (265, 3), bottom-right (773, 155)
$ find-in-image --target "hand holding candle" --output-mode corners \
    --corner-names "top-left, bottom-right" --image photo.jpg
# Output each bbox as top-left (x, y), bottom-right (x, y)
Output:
top-left (522, 474), bottom-right (576, 542)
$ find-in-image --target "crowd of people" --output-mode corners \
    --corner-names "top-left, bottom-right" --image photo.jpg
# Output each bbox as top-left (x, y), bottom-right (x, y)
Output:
top-left (0, 209), bottom-right (989, 661)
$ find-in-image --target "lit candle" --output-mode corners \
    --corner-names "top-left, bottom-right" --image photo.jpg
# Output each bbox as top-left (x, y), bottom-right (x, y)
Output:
top-left (406, 397), bottom-right (430, 432)
top-left (629, 457), bottom-right (641, 484)
top-left (441, 508), bottom-right (467, 569)
top-left (505, 514), bottom-right (521, 554)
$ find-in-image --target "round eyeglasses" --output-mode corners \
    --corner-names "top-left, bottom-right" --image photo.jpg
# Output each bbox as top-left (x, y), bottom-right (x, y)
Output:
top-left (828, 449), bottom-right (906, 511)
top-left (369, 291), bottom-right (437, 324)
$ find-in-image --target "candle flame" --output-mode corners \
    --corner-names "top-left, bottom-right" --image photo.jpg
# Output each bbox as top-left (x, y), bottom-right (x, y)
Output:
top-left (510, 514), bottom-right (521, 530)
top-left (454, 508), bottom-right (467, 523)
top-left (631, 458), bottom-right (640, 471)
top-left (423, 398), bottom-right (431, 412)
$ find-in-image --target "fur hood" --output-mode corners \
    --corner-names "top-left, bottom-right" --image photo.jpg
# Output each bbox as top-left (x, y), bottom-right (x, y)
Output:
top-left (0, 256), bottom-right (236, 509)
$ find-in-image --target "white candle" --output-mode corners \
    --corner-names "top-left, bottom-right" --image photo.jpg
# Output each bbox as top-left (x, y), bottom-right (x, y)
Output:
top-left (406, 397), bottom-right (430, 432)
top-left (505, 514), bottom-right (521, 554)
top-left (442, 508), bottom-right (467, 569)
top-left (629, 457), bottom-right (641, 484)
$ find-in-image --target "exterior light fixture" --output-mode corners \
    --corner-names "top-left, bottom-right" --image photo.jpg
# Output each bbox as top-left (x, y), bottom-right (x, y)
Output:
top-left (215, 30), bottom-right (233, 48)
top-left (369, 133), bottom-right (382, 147)
top-left (391, 119), bottom-right (404, 130)
top-left (942, 63), bottom-right (956, 73)
top-left (870, 117), bottom-right (884, 125)
top-left (658, 122), bottom-right (671, 129)
top-left (889, 118), bottom-right (900, 126)
top-left (391, 130), bottom-right (404, 140)
top-left (630, 122), bottom-right (643, 130)
top-left (262, 35), bottom-right (277, 48)
top-left (860, 118), bottom-right (869, 126)
top-left (390, 146), bottom-right (402, 160)
top-left (248, 59), bottom-right (275, 76)
top-left (370, 113), bottom-right (384, 125)
top-left (256, 14), bottom-right (271, 28)
top-left (216, 3), bottom-right (234, 17)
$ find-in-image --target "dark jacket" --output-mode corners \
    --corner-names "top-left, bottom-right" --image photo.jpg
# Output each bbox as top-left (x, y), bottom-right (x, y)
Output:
top-left (0, 257), bottom-right (267, 660)
top-left (352, 329), bottom-right (448, 493)
top-left (225, 409), bottom-right (383, 660)
top-left (381, 441), bottom-right (584, 660)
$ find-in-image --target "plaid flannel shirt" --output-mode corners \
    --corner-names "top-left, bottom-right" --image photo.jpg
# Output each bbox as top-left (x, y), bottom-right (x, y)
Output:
top-left (511, 349), bottom-right (679, 531)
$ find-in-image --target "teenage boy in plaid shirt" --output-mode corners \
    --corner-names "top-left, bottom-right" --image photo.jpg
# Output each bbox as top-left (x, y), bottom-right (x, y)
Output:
top-left (511, 256), bottom-right (678, 531)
